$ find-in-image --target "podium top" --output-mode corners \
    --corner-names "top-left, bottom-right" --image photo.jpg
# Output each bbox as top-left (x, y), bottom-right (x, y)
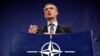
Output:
top-left (10, 31), bottom-right (93, 56)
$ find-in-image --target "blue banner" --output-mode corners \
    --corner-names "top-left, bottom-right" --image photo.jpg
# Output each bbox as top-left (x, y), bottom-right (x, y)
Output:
top-left (10, 31), bottom-right (93, 56)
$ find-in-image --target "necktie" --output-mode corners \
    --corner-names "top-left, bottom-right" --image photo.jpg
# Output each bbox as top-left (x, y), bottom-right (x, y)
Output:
top-left (49, 23), bottom-right (54, 33)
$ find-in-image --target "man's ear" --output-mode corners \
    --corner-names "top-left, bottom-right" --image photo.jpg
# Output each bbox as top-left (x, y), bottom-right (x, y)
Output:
top-left (56, 10), bottom-right (59, 15)
top-left (44, 12), bottom-right (46, 18)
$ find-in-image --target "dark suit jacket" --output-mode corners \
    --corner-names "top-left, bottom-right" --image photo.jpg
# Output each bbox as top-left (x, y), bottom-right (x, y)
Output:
top-left (37, 24), bottom-right (71, 33)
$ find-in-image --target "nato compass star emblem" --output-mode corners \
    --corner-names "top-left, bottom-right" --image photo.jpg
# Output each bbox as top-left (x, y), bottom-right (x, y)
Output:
top-left (27, 35), bottom-right (75, 56)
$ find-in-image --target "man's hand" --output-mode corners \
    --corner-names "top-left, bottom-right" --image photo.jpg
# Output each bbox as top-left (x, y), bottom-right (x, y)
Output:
top-left (28, 24), bottom-right (38, 34)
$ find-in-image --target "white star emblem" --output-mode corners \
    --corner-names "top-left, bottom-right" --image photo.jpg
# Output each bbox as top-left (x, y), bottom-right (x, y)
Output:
top-left (40, 40), bottom-right (62, 56)
top-left (27, 35), bottom-right (75, 56)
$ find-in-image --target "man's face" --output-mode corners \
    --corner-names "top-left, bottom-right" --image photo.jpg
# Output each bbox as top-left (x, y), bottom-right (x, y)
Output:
top-left (44, 4), bottom-right (58, 19)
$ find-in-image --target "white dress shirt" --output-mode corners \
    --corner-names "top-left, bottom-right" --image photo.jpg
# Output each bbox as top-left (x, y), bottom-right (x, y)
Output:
top-left (47, 21), bottom-right (58, 34)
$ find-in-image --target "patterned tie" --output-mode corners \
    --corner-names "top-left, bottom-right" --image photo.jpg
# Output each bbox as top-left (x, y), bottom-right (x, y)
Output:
top-left (49, 23), bottom-right (54, 33)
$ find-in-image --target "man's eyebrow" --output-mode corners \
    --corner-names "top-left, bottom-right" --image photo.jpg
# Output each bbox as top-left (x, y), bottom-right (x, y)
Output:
top-left (44, 8), bottom-right (48, 11)
top-left (50, 7), bottom-right (54, 9)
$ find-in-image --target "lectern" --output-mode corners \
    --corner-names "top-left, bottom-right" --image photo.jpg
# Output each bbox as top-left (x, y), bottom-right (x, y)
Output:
top-left (10, 31), bottom-right (93, 56)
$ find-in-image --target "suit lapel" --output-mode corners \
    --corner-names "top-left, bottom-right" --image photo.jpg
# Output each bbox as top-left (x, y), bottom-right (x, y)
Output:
top-left (56, 25), bottom-right (62, 33)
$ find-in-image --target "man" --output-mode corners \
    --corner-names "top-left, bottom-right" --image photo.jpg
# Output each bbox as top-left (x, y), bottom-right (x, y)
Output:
top-left (28, 3), bottom-right (71, 34)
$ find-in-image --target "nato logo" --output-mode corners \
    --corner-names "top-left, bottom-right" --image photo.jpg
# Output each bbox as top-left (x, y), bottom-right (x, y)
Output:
top-left (10, 31), bottom-right (93, 56)
top-left (27, 35), bottom-right (75, 56)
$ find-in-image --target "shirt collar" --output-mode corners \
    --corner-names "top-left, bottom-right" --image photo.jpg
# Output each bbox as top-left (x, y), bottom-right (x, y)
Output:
top-left (47, 21), bottom-right (58, 26)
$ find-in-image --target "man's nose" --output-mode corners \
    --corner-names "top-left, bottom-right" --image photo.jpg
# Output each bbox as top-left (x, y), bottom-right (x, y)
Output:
top-left (47, 9), bottom-right (51, 12)
top-left (47, 11), bottom-right (50, 13)
top-left (47, 10), bottom-right (51, 13)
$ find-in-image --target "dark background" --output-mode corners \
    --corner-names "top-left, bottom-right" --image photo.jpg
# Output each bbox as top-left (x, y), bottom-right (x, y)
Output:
top-left (0, 0), bottom-right (100, 56)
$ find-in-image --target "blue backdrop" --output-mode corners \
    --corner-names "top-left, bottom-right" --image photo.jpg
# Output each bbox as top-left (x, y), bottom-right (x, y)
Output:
top-left (0, 0), bottom-right (100, 56)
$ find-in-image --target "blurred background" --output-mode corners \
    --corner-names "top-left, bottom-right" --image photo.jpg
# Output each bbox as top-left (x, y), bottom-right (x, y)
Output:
top-left (0, 0), bottom-right (100, 56)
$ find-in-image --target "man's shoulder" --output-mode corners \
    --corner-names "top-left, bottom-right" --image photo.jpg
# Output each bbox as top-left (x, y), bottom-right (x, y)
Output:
top-left (59, 24), bottom-right (70, 28)
top-left (58, 24), bottom-right (72, 33)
